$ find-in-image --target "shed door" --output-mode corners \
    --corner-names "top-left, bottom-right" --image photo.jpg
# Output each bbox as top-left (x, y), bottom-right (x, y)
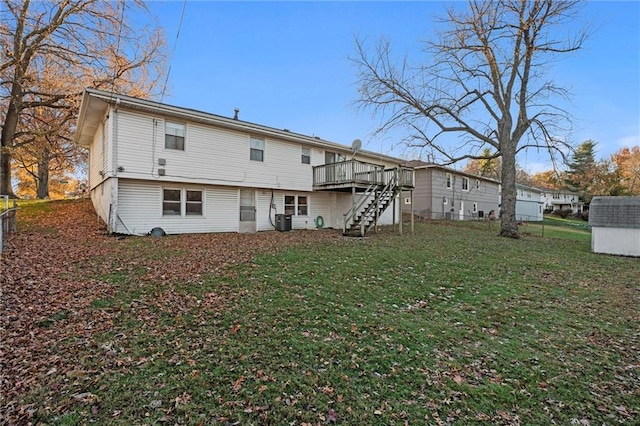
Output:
top-left (239, 189), bottom-right (256, 233)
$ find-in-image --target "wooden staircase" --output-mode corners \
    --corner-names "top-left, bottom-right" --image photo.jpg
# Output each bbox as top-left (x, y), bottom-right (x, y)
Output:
top-left (343, 173), bottom-right (400, 237)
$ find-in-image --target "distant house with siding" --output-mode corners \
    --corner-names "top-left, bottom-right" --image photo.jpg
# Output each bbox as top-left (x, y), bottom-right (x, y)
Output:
top-left (515, 184), bottom-right (544, 221)
top-left (539, 188), bottom-right (583, 213)
top-left (589, 196), bottom-right (640, 257)
top-left (74, 89), bottom-right (414, 236)
top-left (401, 161), bottom-right (500, 220)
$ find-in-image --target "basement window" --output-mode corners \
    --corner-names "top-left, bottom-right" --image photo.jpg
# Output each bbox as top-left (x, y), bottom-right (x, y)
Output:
top-left (186, 190), bottom-right (203, 216)
top-left (162, 189), bottom-right (182, 215)
top-left (285, 195), bottom-right (308, 216)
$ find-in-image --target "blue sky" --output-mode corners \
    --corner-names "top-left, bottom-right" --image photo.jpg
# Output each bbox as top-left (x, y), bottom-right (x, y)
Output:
top-left (145, 1), bottom-right (639, 173)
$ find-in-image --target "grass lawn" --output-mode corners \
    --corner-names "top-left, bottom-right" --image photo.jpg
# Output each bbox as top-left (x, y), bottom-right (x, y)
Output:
top-left (4, 201), bottom-right (639, 425)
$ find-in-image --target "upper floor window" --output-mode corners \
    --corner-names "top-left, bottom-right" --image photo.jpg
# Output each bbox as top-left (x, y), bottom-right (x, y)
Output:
top-left (446, 173), bottom-right (452, 189)
top-left (476, 180), bottom-right (480, 189)
top-left (301, 147), bottom-right (311, 164)
top-left (461, 177), bottom-right (469, 191)
top-left (165, 121), bottom-right (185, 150)
top-left (250, 137), bottom-right (264, 162)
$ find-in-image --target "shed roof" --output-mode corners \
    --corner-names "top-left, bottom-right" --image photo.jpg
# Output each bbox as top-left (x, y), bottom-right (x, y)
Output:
top-left (589, 196), bottom-right (640, 229)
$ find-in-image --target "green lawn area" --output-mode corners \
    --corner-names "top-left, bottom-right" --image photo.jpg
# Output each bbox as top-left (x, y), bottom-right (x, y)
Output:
top-left (7, 202), bottom-right (639, 425)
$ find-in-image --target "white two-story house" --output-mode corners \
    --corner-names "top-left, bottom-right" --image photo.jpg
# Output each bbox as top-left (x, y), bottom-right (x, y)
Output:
top-left (515, 184), bottom-right (544, 221)
top-left (539, 188), bottom-right (583, 213)
top-left (74, 89), bottom-right (414, 236)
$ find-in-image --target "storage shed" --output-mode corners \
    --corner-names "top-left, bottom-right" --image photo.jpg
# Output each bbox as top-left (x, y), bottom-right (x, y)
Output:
top-left (589, 196), bottom-right (640, 257)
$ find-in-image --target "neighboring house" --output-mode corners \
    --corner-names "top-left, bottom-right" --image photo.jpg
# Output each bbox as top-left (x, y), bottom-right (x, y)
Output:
top-left (74, 89), bottom-right (414, 236)
top-left (539, 188), bottom-right (583, 213)
top-left (401, 161), bottom-right (500, 220)
top-left (515, 184), bottom-right (544, 221)
top-left (589, 196), bottom-right (640, 257)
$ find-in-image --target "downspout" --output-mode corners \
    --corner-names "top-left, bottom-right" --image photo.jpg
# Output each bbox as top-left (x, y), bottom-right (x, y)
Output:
top-left (110, 101), bottom-right (120, 233)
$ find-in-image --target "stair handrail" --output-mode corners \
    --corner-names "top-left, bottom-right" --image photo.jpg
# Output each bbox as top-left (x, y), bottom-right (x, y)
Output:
top-left (361, 170), bottom-right (397, 235)
top-left (343, 183), bottom-right (378, 233)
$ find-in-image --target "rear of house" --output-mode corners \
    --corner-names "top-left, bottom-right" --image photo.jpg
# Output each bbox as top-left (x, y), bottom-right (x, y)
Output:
top-left (75, 89), bottom-right (413, 235)
top-left (515, 184), bottom-right (544, 222)
top-left (402, 163), bottom-right (500, 221)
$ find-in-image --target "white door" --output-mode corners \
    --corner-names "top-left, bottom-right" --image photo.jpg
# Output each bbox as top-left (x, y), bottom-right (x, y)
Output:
top-left (459, 201), bottom-right (464, 220)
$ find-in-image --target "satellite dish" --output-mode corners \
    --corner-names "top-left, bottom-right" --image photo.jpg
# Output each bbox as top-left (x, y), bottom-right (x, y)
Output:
top-left (351, 139), bottom-right (362, 153)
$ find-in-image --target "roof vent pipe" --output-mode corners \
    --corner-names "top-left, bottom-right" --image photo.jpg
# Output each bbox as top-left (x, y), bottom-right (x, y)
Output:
top-left (233, 108), bottom-right (239, 120)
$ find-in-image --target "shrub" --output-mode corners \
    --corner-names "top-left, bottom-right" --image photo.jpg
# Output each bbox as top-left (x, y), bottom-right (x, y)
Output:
top-left (573, 210), bottom-right (589, 221)
top-left (553, 209), bottom-right (573, 219)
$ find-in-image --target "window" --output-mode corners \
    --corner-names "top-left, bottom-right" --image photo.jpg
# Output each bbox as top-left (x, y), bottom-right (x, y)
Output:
top-left (297, 196), bottom-right (308, 216)
top-left (165, 121), bottom-right (185, 150)
top-left (476, 180), bottom-right (480, 189)
top-left (163, 188), bottom-right (203, 216)
top-left (301, 147), bottom-right (311, 164)
top-left (250, 137), bottom-right (264, 161)
top-left (446, 173), bottom-right (452, 189)
top-left (186, 190), bottom-right (203, 215)
top-left (284, 195), bottom-right (308, 216)
top-left (473, 203), bottom-right (478, 213)
top-left (163, 189), bottom-right (182, 215)
top-left (284, 195), bottom-right (295, 215)
top-left (462, 177), bottom-right (469, 191)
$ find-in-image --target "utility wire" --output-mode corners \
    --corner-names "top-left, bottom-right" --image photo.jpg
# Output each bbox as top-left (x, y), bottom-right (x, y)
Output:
top-left (108, 0), bottom-right (126, 99)
top-left (160, 0), bottom-right (188, 102)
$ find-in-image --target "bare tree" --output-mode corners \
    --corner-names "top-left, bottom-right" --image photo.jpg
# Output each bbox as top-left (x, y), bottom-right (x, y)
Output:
top-left (353, 0), bottom-right (587, 238)
top-left (0, 0), bottom-right (166, 197)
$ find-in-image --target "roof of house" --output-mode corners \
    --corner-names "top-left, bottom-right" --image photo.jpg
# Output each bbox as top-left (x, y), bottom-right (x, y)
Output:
top-left (589, 196), bottom-right (640, 229)
top-left (516, 183), bottom-right (544, 193)
top-left (74, 88), bottom-right (408, 165)
top-left (404, 160), bottom-right (501, 184)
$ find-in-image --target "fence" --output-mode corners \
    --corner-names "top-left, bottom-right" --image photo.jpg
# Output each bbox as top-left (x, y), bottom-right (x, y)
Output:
top-left (403, 211), bottom-right (591, 238)
top-left (0, 196), bottom-right (18, 253)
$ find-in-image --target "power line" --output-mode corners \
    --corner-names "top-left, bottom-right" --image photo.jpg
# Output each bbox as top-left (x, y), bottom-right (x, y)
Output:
top-left (160, 0), bottom-right (188, 102)
top-left (108, 0), bottom-right (126, 99)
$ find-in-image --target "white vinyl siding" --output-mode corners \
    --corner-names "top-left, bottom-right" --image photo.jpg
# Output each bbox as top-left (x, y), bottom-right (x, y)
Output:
top-left (114, 111), bottom-right (321, 192)
top-left (116, 180), bottom-right (238, 235)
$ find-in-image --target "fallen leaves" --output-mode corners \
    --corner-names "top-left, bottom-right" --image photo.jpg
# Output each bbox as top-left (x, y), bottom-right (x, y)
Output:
top-left (0, 199), bottom-right (343, 424)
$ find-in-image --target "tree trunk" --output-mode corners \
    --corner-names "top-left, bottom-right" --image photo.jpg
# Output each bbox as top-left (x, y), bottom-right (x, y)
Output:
top-left (499, 142), bottom-right (519, 239)
top-left (36, 147), bottom-right (50, 199)
top-left (0, 102), bottom-right (19, 198)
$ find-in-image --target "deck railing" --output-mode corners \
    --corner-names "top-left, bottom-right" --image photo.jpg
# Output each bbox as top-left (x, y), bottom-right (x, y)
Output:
top-left (313, 160), bottom-right (385, 187)
top-left (313, 161), bottom-right (414, 188)
top-left (383, 167), bottom-right (414, 188)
